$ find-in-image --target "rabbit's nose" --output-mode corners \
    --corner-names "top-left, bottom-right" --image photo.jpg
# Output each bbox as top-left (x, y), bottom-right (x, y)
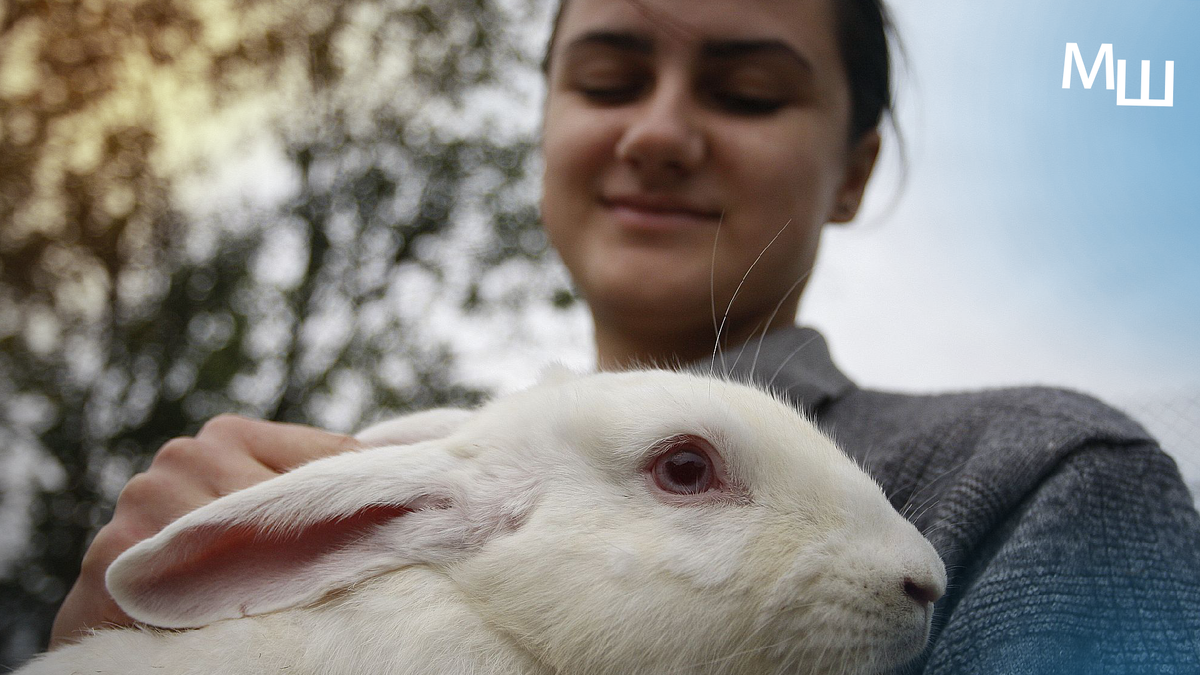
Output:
top-left (902, 575), bottom-right (943, 606)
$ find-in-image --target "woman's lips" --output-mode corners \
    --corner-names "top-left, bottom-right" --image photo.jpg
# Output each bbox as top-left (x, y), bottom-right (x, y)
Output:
top-left (603, 197), bottom-right (722, 232)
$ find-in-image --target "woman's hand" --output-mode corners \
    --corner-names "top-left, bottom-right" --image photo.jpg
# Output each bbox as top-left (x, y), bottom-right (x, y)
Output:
top-left (49, 415), bottom-right (362, 648)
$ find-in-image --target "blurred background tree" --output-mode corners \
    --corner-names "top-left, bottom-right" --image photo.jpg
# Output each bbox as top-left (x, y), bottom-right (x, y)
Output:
top-left (0, 0), bottom-right (570, 664)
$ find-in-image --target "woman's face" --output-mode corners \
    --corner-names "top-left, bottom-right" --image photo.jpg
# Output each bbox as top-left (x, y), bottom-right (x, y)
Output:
top-left (541, 0), bottom-right (879, 354)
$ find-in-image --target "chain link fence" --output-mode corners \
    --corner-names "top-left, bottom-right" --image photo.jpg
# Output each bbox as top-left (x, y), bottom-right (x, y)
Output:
top-left (1118, 390), bottom-right (1200, 506)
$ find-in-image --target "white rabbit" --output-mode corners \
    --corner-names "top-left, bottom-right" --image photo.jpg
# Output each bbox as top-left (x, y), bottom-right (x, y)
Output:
top-left (18, 368), bottom-right (945, 675)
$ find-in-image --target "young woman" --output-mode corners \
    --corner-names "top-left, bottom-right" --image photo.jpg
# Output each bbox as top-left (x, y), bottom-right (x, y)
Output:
top-left (52, 0), bottom-right (1200, 671)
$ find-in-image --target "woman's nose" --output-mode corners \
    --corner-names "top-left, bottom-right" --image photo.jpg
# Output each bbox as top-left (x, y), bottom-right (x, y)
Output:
top-left (615, 79), bottom-right (705, 182)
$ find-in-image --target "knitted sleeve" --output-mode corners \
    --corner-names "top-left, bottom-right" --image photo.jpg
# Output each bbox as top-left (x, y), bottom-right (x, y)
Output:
top-left (921, 440), bottom-right (1200, 674)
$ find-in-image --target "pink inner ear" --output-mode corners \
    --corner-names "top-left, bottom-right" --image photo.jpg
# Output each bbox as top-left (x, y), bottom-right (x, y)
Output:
top-left (122, 503), bottom-right (412, 619)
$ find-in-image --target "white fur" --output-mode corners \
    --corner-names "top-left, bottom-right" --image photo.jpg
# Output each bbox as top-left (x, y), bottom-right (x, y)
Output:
top-left (19, 369), bottom-right (945, 675)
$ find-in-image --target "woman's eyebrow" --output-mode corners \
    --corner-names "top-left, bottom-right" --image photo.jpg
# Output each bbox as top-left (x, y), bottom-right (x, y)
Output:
top-left (701, 40), bottom-right (813, 74)
top-left (561, 32), bottom-right (812, 75)
top-left (565, 31), bottom-right (654, 56)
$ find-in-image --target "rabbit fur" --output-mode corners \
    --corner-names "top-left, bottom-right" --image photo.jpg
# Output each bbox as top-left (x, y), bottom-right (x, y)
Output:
top-left (18, 368), bottom-right (945, 675)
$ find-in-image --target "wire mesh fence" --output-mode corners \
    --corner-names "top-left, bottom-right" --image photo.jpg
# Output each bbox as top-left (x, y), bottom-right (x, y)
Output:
top-left (1118, 390), bottom-right (1200, 506)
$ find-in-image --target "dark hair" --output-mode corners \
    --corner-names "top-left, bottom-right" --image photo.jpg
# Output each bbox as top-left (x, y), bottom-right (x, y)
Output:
top-left (541, 0), bottom-right (897, 144)
top-left (832, 0), bottom-right (895, 141)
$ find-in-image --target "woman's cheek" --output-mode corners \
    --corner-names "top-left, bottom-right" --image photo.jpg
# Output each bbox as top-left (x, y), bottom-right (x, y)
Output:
top-left (762, 150), bottom-right (833, 227)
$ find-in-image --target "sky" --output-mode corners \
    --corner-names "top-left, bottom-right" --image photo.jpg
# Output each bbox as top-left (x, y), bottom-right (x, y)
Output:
top-left (792, 0), bottom-right (1199, 488)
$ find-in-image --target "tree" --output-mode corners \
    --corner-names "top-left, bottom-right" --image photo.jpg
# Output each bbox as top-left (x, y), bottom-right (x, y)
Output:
top-left (0, 0), bottom-right (568, 663)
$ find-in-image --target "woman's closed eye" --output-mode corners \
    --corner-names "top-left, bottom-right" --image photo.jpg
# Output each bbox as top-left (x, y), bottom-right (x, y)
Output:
top-left (702, 67), bottom-right (799, 116)
top-left (561, 43), bottom-right (652, 105)
top-left (709, 90), bottom-right (787, 115)
top-left (575, 76), bottom-right (648, 104)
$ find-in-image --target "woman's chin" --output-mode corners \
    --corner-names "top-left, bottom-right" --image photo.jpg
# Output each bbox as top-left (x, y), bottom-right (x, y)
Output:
top-left (588, 279), bottom-right (714, 330)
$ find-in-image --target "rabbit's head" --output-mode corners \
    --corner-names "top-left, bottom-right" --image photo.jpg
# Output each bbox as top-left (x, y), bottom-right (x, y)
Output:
top-left (108, 369), bottom-right (944, 675)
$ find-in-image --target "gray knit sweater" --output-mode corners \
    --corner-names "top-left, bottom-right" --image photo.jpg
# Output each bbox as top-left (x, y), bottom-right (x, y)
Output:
top-left (718, 326), bottom-right (1200, 674)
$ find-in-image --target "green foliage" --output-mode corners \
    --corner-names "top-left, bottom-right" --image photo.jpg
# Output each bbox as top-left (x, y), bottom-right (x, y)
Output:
top-left (0, 0), bottom-right (562, 662)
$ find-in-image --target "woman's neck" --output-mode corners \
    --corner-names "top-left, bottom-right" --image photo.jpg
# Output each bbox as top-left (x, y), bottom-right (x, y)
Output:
top-left (591, 308), bottom-right (800, 372)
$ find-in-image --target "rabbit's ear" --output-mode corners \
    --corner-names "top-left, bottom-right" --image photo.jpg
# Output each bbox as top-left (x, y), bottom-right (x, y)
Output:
top-left (354, 407), bottom-right (475, 447)
top-left (107, 442), bottom-right (485, 629)
top-left (537, 362), bottom-right (582, 385)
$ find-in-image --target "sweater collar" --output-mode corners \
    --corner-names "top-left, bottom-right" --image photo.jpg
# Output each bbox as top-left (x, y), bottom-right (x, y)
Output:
top-left (690, 326), bottom-right (856, 416)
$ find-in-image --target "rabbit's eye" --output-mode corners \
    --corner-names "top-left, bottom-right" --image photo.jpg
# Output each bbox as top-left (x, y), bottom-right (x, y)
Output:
top-left (652, 438), bottom-right (717, 495)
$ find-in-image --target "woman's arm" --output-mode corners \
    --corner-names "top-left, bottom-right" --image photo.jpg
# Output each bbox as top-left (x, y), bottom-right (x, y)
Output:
top-left (924, 439), bottom-right (1200, 673)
